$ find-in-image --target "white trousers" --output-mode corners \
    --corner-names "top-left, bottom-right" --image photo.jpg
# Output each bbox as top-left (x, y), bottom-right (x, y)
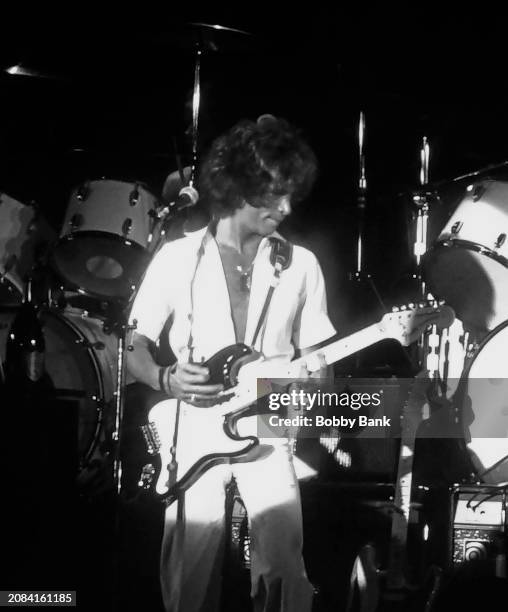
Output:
top-left (159, 439), bottom-right (314, 612)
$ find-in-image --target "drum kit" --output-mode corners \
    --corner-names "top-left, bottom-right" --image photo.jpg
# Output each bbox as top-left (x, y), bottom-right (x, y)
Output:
top-left (0, 21), bottom-right (248, 489)
top-left (0, 178), bottom-right (179, 486)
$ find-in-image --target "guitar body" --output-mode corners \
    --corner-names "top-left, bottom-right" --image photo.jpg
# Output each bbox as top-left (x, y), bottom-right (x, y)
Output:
top-left (142, 398), bottom-right (259, 504)
top-left (135, 304), bottom-right (455, 505)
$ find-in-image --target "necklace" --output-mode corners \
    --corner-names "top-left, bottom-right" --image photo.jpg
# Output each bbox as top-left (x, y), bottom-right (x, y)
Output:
top-left (216, 242), bottom-right (255, 293)
top-left (235, 263), bottom-right (253, 292)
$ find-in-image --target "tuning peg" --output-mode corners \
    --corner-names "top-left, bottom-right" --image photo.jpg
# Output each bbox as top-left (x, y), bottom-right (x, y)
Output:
top-left (408, 303), bottom-right (415, 309)
top-left (392, 306), bottom-right (400, 312)
top-left (400, 305), bottom-right (407, 310)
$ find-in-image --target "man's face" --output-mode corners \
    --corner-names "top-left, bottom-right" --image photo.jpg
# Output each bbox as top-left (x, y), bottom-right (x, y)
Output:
top-left (237, 193), bottom-right (292, 236)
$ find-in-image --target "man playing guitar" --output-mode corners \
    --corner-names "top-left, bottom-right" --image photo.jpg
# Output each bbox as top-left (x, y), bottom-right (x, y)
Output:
top-left (127, 115), bottom-right (336, 612)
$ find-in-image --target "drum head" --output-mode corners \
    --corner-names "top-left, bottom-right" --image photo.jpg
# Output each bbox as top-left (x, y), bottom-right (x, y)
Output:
top-left (459, 320), bottom-right (508, 483)
top-left (425, 245), bottom-right (508, 333)
top-left (53, 233), bottom-right (149, 299)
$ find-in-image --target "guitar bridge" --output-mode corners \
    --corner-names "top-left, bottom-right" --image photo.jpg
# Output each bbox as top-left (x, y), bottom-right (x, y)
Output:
top-left (141, 422), bottom-right (161, 455)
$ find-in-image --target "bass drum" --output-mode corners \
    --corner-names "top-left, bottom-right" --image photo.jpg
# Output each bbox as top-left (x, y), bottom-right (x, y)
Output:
top-left (456, 320), bottom-right (508, 484)
top-left (0, 308), bottom-right (118, 473)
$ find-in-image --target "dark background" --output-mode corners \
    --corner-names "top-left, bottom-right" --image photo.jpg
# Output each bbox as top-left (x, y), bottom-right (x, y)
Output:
top-left (3, 6), bottom-right (508, 335)
top-left (2, 6), bottom-right (508, 611)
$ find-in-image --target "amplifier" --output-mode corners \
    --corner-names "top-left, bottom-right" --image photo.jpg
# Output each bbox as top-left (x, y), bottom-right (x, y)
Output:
top-left (451, 486), bottom-right (507, 570)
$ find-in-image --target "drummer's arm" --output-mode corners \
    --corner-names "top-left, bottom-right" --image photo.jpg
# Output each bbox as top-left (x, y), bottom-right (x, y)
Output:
top-left (127, 332), bottom-right (168, 393)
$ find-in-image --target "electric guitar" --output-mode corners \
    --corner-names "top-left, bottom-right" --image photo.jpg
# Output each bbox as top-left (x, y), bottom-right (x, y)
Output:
top-left (137, 304), bottom-right (454, 506)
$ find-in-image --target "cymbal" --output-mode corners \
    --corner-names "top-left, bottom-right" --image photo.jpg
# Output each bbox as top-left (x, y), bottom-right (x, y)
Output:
top-left (435, 160), bottom-right (508, 186)
top-left (4, 63), bottom-right (63, 80)
top-left (399, 160), bottom-right (508, 198)
top-left (143, 22), bottom-right (254, 53)
top-left (187, 22), bottom-right (252, 36)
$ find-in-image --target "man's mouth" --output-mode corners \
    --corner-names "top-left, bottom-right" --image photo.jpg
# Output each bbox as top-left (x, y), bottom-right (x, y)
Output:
top-left (265, 216), bottom-right (282, 225)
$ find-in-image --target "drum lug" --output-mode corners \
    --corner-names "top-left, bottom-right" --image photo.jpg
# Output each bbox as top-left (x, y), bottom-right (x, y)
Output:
top-left (122, 218), bottom-right (133, 237)
top-left (450, 221), bottom-right (463, 235)
top-left (69, 214), bottom-right (83, 230)
top-left (472, 183), bottom-right (486, 202)
top-left (495, 233), bottom-right (506, 249)
top-left (76, 182), bottom-right (90, 202)
top-left (129, 185), bottom-right (140, 207)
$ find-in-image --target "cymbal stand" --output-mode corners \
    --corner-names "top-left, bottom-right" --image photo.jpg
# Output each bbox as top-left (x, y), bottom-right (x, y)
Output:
top-left (412, 136), bottom-right (431, 298)
top-left (410, 137), bottom-right (440, 376)
top-left (349, 111), bottom-right (385, 310)
top-left (146, 38), bottom-right (203, 251)
top-left (346, 112), bottom-right (388, 373)
top-left (189, 39), bottom-right (202, 188)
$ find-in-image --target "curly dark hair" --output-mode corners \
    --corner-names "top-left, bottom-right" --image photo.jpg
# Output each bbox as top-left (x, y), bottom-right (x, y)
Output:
top-left (199, 116), bottom-right (318, 217)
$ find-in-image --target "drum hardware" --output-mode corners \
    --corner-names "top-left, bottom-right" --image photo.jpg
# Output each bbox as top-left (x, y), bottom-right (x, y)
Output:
top-left (76, 182), bottom-right (90, 202)
top-left (69, 214), bottom-right (83, 230)
top-left (348, 112), bottom-right (387, 371)
top-left (450, 221), bottom-right (462, 235)
top-left (129, 185), bottom-right (140, 207)
top-left (122, 218), bottom-right (133, 237)
top-left (495, 233), bottom-right (507, 249)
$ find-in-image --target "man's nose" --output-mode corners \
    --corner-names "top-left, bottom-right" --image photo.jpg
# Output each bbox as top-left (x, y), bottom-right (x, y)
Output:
top-left (278, 196), bottom-right (292, 216)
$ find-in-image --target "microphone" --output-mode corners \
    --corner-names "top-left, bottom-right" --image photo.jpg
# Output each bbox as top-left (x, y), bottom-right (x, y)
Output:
top-left (170, 185), bottom-right (199, 211)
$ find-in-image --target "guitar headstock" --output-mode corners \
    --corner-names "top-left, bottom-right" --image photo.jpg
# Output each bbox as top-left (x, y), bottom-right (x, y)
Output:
top-left (378, 302), bottom-right (455, 346)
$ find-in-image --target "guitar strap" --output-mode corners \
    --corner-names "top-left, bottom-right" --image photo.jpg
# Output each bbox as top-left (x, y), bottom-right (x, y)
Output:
top-left (186, 229), bottom-right (293, 354)
top-left (251, 236), bottom-right (293, 348)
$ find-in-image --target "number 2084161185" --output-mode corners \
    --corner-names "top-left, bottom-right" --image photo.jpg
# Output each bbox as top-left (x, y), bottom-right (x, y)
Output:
top-left (0, 592), bottom-right (76, 606)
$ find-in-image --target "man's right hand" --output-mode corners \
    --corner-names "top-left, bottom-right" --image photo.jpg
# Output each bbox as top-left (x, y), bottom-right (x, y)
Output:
top-left (163, 362), bottom-right (225, 407)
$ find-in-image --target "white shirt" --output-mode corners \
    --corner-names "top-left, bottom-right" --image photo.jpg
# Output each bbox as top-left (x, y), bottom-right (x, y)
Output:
top-left (129, 226), bottom-right (336, 363)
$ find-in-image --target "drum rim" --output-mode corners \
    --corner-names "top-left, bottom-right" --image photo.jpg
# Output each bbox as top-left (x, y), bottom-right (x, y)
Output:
top-left (40, 308), bottom-right (107, 468)
top-left (425, 238), bottom-right (508, 270)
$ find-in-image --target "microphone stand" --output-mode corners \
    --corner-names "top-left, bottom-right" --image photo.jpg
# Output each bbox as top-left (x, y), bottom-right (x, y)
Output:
top-left (111, 313), bottom-right (137, 494)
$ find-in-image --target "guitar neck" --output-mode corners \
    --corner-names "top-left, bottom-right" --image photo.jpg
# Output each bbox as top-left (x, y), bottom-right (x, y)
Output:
top-left (289, 323), bottom-right (386, 376)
